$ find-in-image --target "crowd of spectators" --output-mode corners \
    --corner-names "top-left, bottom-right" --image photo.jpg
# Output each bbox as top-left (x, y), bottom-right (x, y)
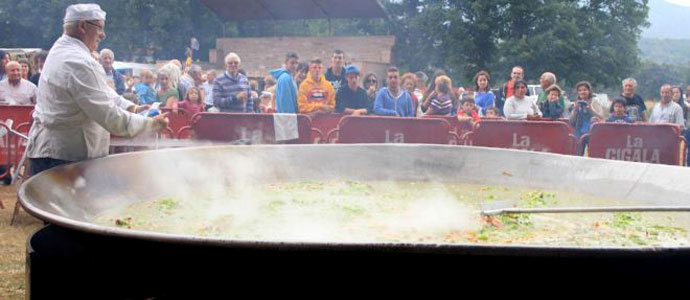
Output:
top-left (2, 47), bottom-right (690, 147)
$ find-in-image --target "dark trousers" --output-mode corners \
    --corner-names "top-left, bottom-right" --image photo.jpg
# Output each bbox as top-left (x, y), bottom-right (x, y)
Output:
top-left (29, 157), bottom-right (72, 176)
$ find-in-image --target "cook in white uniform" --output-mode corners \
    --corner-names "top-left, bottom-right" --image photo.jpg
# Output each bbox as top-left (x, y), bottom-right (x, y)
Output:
top-left (26, 3), bottom-right (168, 175)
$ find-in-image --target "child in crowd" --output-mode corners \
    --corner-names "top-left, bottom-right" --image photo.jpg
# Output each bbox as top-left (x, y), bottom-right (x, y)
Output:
top-left (540, 85), bottom-right (565, 119)
top-left (178, 86), bottom-right (205, 115)
top-left (606, 98), bottom-right (635, 123)
top-left (134, 70), bottom-right (157, 105)
top-left (263, 75), bottom-right (277, 110)
top-left (484, 107), bottom-right (502, 119)
top-left (473, 70), bottom-right (495, 116)
top-left (457, 96), bottom-right (481, 124)
top-left (259, 91), bottom-right (273, 112)
top-left (425, 75), bottom-right (453, 116)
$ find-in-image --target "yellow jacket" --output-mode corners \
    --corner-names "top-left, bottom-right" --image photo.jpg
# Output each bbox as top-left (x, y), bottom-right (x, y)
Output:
top-left (298, 73), bottom-right (335, 114)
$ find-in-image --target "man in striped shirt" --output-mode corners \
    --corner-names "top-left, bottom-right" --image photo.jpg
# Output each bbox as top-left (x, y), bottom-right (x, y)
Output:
top-left (213, 52), bottom-right (254, 112)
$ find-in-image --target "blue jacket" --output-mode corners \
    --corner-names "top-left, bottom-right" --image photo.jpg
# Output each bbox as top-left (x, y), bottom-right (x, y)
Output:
top-left (373, 88), bottom-right (415, 117)
top-left (270, 68), bottom-right (298, 113)
top-left (103, 68), bottom-right (125, 95)
top-left (134, 82), bottom-right (157, 105)
top-left (112, 69), bottom-right (126, 95)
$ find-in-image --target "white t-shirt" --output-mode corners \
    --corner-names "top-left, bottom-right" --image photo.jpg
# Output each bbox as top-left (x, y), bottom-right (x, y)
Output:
top-left (0, 78), bottom-right (37, 105)
top-left (503, 95), bottom-right (542, 120)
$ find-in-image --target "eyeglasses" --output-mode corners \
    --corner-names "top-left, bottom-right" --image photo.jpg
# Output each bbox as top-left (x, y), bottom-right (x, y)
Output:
top-left (85, 21), bottom-right (104, 33)
top-left (367, 79), bottom-right (377, 83)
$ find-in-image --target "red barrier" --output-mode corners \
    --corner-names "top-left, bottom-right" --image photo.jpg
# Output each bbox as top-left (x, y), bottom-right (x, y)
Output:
top-left (464, 120), bottom-right (578, 155)
top-left (183, 113), bottom-right (316, 144)
top-left (421, 115), bottom-right (473, 145)
top-left (0, 105), bottom-right (34, 131)
top-left (0, 105), bottom-right (33, 190)
top-left (310, 113), bottom-right (345, 143)
top-left (329, 116), bottom-right (455, 144)
top-left (526, 116), bottom-right (574, 133)
top-left (0, 123), bottom-right (13, 174)
top-left (584, 123), bottom-right (685, 166)
top-left (0, 122), bottom-right (25, 195)
top-left (161, 108), bottom-right (191, 137)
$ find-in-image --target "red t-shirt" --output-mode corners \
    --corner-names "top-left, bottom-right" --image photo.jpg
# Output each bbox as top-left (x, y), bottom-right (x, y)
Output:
top-left (410, 93), bottom-right (419, 116)
top-left (178, 100), bottom-right (204, 115)
top-left (457, 109), bottom-right (481, 123)
top-left (505, 80), bottom-right (515, 98)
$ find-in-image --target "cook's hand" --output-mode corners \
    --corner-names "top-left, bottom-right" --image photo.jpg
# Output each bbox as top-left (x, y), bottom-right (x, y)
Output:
top-left (134, 105), bottom-right (151, 113)
top-left (152, 112), bottom-right (169, 129)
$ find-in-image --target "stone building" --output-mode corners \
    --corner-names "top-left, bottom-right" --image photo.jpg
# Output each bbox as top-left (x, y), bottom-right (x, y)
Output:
top-left (209, 36), bottom-right (396, 83)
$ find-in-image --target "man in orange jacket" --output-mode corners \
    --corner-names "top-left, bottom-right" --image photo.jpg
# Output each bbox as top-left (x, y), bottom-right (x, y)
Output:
top-left (298, 58), bottom-right (335, 116)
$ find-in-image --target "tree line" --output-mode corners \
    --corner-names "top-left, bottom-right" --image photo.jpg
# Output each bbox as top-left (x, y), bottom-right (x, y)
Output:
top-left (1, 0), bottom-right (652, 95)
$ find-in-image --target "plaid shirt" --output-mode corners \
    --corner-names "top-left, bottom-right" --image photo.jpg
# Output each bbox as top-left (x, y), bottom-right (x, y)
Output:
top-left (212, 71), bottom-right (252, 112)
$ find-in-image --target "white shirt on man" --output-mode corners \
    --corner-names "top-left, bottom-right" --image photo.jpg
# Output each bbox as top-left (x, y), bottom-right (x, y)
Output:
top-left (0, 78), bottom-right (37, 105)
top-left (650, 101), bottom-right (685, 128)
top-left (27, 34), bottom-right (155, 162)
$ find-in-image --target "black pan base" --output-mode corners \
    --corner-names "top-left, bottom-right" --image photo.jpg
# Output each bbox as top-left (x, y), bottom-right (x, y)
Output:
top-left (27, 225), bottom-right (690, 299)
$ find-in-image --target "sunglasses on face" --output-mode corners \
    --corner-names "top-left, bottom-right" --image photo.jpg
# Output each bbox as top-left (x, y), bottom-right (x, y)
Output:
top-left (367, 79), bottom-right (377, 83)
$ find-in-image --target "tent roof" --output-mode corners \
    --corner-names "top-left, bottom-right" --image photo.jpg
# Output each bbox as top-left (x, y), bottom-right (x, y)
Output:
top-left (200, 0), bottom-right (387, 21)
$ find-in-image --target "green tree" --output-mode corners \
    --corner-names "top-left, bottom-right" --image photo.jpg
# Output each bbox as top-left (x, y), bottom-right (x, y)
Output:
top-left (377, 0), bottom-right (649, 89)
top-left (0, 0), bottom-right (226, 62)
top-left (0, 0), bottom-right (650, 91)
top-left (634, 61), bottom-right (688, 99)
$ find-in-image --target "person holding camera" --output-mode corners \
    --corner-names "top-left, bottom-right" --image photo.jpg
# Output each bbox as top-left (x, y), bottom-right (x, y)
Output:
top-left (569, 81), bottom-right (603, 138)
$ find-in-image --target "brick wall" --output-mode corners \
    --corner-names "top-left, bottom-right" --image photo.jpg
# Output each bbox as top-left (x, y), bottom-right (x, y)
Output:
top-left (210, 36), bottom-right (396, 79)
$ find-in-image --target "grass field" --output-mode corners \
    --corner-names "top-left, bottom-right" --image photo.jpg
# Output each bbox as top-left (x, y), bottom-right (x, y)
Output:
top-left (0, 184), bottom-right (42, 299)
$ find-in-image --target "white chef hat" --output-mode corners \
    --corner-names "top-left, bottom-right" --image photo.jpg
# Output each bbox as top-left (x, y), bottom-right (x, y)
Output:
top-left (63, 3), bottom-right (106, 23)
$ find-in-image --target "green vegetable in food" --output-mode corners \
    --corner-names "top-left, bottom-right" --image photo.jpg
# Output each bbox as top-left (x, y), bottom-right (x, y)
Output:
top-left (522, 191), bottom-right (556, 208)
top-left (155, 198), bottom-right (178, 210)
top-left (92, 180), bottom-right (690, 247)
top-left (115, 217), bottom-right (132, 227)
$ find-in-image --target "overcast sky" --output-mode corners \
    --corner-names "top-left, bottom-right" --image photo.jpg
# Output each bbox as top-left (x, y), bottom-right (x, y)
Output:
top-left (643, 0), bottom-right (690, 39)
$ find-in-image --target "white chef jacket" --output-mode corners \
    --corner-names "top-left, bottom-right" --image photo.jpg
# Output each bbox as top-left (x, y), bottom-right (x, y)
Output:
top-left (27, 35), bottom-right (156, 161)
